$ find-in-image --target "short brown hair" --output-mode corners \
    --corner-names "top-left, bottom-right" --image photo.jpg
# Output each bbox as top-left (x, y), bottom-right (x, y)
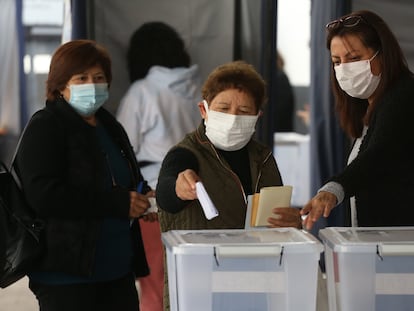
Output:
top-left (46, 40), bottom-right (112, 101)
top-left (202, 60), bottom-right (266, 112)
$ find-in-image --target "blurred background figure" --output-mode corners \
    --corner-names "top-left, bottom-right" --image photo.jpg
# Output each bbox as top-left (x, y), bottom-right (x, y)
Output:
top-left (116, 21), bottom-right (201, 311)
top-left (296, 102), bottom-right (310, 128)
top-left (273, 51), bottom-right (295, 132)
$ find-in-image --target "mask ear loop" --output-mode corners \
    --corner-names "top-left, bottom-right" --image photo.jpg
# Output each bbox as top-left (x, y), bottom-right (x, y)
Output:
top-left (369, 50), bottom-right (380, 62)
top-left (203, 100), bottom-right (209, 114)
top-left (202, 100), bottom-right (209, 126)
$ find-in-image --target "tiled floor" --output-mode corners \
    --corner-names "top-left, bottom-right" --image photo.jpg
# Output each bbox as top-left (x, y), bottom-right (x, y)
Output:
top-left (0, 277), bottom-right (38, 311)
top-left (0, 277), bottom-right (143, 311)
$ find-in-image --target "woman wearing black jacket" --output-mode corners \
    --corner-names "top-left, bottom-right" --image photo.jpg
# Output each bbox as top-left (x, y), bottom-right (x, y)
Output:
top-left (302, 10), bottom-right (414, 229)
top-left (15, 40), bottom-right (152, 311)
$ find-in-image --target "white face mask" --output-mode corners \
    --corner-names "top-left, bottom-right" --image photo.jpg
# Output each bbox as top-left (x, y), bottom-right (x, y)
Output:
top-left (334, 51), bottom-right (380, 99)
top-left (203, 100), bottom-right (258, 151)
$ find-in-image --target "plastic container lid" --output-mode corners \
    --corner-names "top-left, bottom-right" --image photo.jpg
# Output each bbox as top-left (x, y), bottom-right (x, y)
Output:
top-left (162, 228), bottom-right (323, 257)
top-left (320, 227), bottom-right (414, 256)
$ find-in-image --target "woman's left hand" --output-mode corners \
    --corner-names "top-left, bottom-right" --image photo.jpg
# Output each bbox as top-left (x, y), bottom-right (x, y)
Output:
top-left (267, 207), bottom-right (302, 229)
top-left (140, 190), bottom-right (158, 222)
top-left (129, 191), bottom-right (150, 218)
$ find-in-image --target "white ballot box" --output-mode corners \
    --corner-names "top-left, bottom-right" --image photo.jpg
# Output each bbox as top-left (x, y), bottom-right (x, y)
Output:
top-left (162, 228), bottom-right (323, 311)
top-left (320, 227), bottom-right (414, 311)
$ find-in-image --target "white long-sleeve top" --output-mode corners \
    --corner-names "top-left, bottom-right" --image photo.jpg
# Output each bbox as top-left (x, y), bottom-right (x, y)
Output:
top-left (117, 65), bottom-right (201, 188)
top-left (347, 125), bottom-right (368, 227)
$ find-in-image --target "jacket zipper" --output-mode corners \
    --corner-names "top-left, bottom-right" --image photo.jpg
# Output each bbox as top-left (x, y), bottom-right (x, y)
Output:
top-left (208, 144), bottom-right (248, 205)
top-left (102, 151), bottom-right (117, 187)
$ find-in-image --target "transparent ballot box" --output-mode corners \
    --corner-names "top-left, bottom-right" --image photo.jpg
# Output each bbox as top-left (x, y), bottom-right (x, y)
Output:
top-left (319, 227), bottom-right (414, 311)
top-left (162, 228), bottom-right (323, 311)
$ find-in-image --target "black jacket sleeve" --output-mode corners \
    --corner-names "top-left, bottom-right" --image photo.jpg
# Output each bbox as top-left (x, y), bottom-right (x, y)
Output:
top-left (156, 147), bottom-right (199, 213)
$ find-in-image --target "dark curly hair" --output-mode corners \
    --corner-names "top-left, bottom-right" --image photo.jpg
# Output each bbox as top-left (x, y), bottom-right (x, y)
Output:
top-left (127, 22), bottom-right (190, 82)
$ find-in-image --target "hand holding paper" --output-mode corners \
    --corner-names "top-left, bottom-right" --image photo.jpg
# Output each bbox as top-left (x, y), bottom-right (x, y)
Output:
top-left (196, 181), bottom-right (219, 220)
top-left (250, 186), bottom-right (293, 227)
top-left (143, 197), bottom-right (158, 215)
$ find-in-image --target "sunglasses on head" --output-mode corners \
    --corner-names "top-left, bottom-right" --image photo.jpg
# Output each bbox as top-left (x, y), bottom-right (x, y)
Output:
top-left (326, 15), bottom-right (364, 29)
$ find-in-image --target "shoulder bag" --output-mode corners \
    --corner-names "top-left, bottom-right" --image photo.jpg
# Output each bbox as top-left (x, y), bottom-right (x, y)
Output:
top-left (0, 133), bottom-right (44, 288)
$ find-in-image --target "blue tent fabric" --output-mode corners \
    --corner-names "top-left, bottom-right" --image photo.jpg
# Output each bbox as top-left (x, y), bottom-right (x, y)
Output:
top-left (309, 0), bottom-right (351, 233)
top-left (71, 0), bottom-right (88, 39)
top-left (255, 0), bottom-right (278, 148)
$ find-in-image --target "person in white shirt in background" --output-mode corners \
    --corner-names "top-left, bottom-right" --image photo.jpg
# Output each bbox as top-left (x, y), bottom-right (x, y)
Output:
top-left (116, 21), bottom-right (201, 311)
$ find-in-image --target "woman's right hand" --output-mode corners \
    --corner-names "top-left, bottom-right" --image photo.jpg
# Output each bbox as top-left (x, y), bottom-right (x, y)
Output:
top-left (129, 191), bottom-right (151, 218)
top-left (300, 191), bottom-right (337, 230)
top-left (175, 169), bottom-right (200, 200)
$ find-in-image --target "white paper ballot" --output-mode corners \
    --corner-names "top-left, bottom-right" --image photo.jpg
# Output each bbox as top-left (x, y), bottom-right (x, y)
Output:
top-left (196, 181), bottom-right (219, 220)
top-left (143, 197), bottom-right (158, 215)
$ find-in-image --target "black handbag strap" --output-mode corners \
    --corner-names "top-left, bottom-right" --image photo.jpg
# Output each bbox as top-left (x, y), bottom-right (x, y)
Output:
top-left (7, 124), bottom-right (28, 190)
top-left (1, 125), bottom-right (44, 234)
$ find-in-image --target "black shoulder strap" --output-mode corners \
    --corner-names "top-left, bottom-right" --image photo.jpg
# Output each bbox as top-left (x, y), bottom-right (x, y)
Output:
top-left (8, 123), bottom-right (29, 190)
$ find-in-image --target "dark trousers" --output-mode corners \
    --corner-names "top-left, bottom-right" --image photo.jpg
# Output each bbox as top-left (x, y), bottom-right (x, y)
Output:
top-left (29, 273), bottom-right (139, 311)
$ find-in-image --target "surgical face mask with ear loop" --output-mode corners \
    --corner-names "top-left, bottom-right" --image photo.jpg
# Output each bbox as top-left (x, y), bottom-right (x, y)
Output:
top-left (334, 50), bottom-right (380, 99)
top-left (67, 83), bottom-right (109, 116)
top-left (203, 100), bottom-right (259, 151)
